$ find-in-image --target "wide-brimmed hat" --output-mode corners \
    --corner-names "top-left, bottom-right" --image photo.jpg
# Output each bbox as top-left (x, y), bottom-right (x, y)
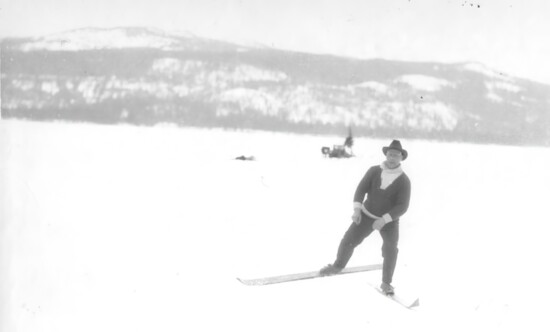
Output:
top-left (382, 140), bottom-right (408, 160)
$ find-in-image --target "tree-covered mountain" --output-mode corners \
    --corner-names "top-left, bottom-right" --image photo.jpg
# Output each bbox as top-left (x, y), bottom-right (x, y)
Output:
top-left (2, 27), bottom-right (549, 145)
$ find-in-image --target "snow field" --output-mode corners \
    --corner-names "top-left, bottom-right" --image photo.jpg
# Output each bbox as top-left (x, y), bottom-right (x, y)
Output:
top-left (1, 120), bottom-right (549, 331)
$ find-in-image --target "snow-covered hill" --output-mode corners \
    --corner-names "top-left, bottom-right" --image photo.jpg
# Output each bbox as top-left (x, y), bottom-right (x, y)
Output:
top-left (2, 27), bottom-right (550, 145)
top-left (2, 120), bottom-right (550, 332)
top-left (14, 27), bottom-right (212, 51)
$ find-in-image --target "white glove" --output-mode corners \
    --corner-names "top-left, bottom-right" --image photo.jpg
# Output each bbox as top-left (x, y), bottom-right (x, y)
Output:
top-left (372, 218), bottom-right (387, 230)
top-left (351, 209), bottom-right (362, 225)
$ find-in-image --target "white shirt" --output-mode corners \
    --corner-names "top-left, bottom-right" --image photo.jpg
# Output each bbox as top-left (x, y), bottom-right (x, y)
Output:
top-left (380, 162), bottom-right (403, 190)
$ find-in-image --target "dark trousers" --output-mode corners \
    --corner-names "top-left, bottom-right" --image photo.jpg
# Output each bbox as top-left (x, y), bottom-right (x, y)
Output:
top-left (333, 214), bottom-right (399, 284)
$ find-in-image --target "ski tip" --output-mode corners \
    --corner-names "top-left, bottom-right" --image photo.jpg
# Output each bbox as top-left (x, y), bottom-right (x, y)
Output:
top-left (409, 298), bottom-right (420, 308)
top-left (237, 278), bottom-right (261, 286)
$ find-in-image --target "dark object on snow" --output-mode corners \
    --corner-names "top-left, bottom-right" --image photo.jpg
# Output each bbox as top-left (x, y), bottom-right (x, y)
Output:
top-left (321, 145), bottom-right (353, 158)
top-left (344, 135), bottom-right (354, 149)
top-left (235, 155), bottom-right (256, 161)
top-left (321, 128), bottom-right (354, 158)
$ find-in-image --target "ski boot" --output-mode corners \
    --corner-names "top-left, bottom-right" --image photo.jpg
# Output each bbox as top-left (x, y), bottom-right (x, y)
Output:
top-left (380, 282), bottom-right (395, 295)
top-left (319, 264), bottom-right (343, 276)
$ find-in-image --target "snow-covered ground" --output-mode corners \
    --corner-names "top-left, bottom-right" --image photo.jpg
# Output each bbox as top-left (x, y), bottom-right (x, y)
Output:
top-left (1, 120), bottom-right (549, 332)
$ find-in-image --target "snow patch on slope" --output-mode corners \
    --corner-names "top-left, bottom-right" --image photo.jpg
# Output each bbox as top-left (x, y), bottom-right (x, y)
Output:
top-left (463, 62), bottom-right (512, 81)
top-left (41, 81), bottom-right (60, 95)
top-left (231, 65), bottom-right (288, 83)
top-left (19, 28), bottom-right (184, 51)
top-left (486, 81), bottom-right (522, 93)
top-left (487, 91), bottom-right (504, 103)
top-left (395, 75), bottom-right (453, 92)
top-left (150, 58), bottom-right (288, 85)
top-left (366, 101), bottom-right (458, 131)
top-left (150, 59), bottom-right (206, 76)
top-left (217, 88), bottom-right (282, 117)
top-left (212, 80), bottom-right (458, 131)
top-left (11, 78), bottom-right (36, 91)
top-left (354, 81), bottom-right (392, 95)
top-left (407, 102), bottom-right (458, 131)
top-left (485, 80), bottom-right (522, 103)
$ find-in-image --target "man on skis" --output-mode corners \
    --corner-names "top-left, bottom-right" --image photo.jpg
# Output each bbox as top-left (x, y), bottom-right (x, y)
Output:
top-left (320, 140), bottom-right (411, 295)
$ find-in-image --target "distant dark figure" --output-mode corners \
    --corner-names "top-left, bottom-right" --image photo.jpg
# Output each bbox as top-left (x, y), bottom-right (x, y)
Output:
top-left (344, 135), bottom-right (354, 149)
top-left (235, 155), bottom-right (256, 161)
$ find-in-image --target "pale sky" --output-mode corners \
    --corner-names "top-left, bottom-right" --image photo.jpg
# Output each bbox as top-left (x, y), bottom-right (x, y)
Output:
top-left (1, 0), bottom-right (549, 84)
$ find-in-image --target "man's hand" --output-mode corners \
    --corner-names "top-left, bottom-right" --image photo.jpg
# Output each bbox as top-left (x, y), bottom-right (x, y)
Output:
top-left (352, 209), bottom-right (362, 225)
top-left (372, 218), bottom-right (387, 230)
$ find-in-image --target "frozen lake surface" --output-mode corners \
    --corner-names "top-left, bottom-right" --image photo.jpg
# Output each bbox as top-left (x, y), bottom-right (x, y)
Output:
top-left (2, 120), bottom-right (549, 331)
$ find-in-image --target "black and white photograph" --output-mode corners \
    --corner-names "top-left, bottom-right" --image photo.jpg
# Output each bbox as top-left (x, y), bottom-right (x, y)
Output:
top-left (1, 0), bottom-right (549, 331)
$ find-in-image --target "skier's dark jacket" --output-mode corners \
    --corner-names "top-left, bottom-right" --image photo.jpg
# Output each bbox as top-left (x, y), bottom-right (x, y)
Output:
top-left (353, 165), bottom-right (411, 222)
